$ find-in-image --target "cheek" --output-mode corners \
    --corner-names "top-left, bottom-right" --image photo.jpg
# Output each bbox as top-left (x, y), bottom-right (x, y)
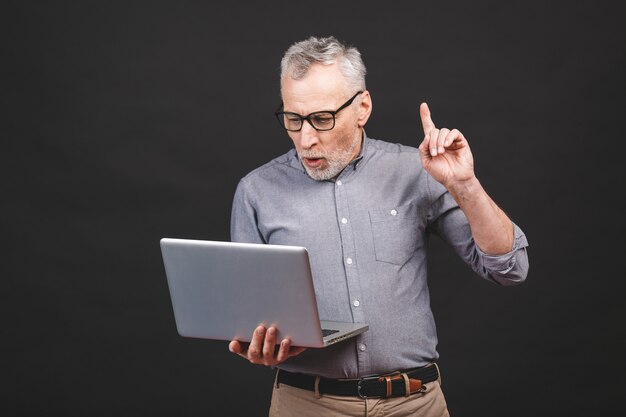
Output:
top-left (330, 125), bottom-right (352, 150)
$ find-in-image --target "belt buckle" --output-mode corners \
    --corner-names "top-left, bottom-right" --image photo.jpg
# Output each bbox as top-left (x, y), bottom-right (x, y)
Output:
top-left (357, 375), bottom-right (382, 399)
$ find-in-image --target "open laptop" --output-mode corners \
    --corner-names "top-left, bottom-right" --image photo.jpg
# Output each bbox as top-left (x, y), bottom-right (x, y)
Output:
top-left (160, 238), bottom-right (369, 348)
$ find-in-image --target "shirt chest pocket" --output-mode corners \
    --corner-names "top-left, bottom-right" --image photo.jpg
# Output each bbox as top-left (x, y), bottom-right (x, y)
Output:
top-left (369, 204), bottom-right (421, 266)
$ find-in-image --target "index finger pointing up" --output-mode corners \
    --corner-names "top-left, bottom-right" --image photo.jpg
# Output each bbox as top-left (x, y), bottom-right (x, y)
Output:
top-left (420, 102), bottom-right (436, 136)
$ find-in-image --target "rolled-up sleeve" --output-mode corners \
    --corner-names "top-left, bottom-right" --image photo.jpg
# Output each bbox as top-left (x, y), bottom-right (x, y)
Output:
top-left (428, 177), bottom-right (530, 286)
top-left (473, 223), bottom-right (529, 285)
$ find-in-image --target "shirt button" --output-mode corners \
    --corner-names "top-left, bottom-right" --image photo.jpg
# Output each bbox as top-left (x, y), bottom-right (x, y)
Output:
top-left (346, 257), bottom-right (353, 265)
top-left (353, 299), bottom-right (360, 307)
top-left (336, 180), bottom-right (343, 186)
top-left (358, 343), bottom-right (366, 352)
top-left (390, 209), bottom-right (398, 216)
top-left (341, 217), bottom-right (348, 224)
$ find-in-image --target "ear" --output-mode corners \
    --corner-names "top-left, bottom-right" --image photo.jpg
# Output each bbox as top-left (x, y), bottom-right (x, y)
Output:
top-left (357, 90), bottom-right (372, 127)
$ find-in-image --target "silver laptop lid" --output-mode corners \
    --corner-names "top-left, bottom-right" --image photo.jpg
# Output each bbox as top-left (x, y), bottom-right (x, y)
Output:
top-left (160, 238), bottom-right (330, 347)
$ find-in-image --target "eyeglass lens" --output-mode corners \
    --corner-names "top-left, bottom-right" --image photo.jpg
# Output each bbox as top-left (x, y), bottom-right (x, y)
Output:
top-left (282, 112), bottom-right (335, 131)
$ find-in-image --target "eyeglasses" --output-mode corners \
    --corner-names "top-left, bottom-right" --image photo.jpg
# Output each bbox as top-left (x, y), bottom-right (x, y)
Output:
top-left (274, 91), bottom-right (363, 132)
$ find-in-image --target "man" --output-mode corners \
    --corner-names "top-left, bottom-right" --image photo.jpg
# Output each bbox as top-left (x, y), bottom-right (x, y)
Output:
top-left (229, 36), bottom-right (529, 416)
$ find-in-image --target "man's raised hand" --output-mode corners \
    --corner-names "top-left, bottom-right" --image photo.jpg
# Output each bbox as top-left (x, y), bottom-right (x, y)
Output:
top-left (418, 102), bottom-right (475, 187)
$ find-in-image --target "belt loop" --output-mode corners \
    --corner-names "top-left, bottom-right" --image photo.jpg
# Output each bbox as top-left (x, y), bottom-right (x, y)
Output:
top-left (274, 369), bottom-right (280, 389)
top-left (401, 373), bottom-right (410, 397)
top-left (314, 376), bottom-right (321, 399)
top-left (433, 363), bottom-right (442, 386)
top-left (383, 376), bottom-right (392, 398)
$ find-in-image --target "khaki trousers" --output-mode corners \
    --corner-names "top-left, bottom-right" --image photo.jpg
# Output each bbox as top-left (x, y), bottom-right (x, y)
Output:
top-left (268, 373), bottom-right (450, 417)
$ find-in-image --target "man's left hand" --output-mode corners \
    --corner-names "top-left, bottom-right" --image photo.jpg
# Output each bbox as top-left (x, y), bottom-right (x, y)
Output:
top-left (228, 325), bottom-right (306, 367)
top-left (418, 102), bottom-right (475, 187)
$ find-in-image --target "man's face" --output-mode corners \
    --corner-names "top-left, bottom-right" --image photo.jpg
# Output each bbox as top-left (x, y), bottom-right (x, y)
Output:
top-left (280, 63), bottom-right (371, 181)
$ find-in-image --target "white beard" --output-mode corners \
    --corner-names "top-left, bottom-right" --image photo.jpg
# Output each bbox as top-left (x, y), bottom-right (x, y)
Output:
top-left (298, 133), bottom-right (361, 181)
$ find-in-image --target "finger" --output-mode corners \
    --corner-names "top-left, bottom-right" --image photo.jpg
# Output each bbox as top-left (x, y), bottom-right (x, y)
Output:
top-left (429, 129), bottom-right (440, 157)
top-left (275, 339), bottom-right (291, 363)
top-left (229, 340), bottom-right (242, 354)
top-left (437, 128), bottom-right (450, 154)
top-left (248, 325), bottom-right (266, 358)
top-left (262, 327), bottom-right (278, 358)
top-left (444, 129), bottom-right (461, 148)
top-left (420, 102), bottom-right (436, 136)
top-left (276, 339), bottom-right (307, 363)
top-left (445, 129), bottom-right (465, 149)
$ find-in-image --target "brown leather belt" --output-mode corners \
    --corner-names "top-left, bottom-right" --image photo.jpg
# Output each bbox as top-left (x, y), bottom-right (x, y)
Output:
top-left (276, 364), bottom-right (439, 399)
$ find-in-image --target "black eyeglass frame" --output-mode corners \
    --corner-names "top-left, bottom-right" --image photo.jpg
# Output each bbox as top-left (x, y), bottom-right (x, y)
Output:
top-left (274, 91), bottom-right (363, 132)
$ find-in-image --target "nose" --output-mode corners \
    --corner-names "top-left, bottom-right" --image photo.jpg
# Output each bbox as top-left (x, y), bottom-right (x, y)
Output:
top-left (298, 120), bottom-right (319, 150)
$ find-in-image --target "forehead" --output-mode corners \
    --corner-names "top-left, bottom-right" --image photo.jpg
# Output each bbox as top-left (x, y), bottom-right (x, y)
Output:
top-left (281, 63), bottom-right (351, 113)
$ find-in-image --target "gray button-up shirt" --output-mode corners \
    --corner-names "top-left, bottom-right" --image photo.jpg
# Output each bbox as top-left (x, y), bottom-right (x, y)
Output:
top-left (230, 134), bottom-right (529, 379)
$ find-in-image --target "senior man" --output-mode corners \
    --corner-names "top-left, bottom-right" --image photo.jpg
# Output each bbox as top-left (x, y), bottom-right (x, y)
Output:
top-left (228, 36), bottom-right (529, 417)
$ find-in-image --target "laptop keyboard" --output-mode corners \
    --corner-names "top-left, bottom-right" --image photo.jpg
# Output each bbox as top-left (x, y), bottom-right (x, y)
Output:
top-left (321, 329), bottom-right (340, 337)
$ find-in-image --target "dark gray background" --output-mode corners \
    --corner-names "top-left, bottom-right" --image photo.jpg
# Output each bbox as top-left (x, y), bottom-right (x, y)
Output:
top-left (2, 1), bottom-right (624, 416)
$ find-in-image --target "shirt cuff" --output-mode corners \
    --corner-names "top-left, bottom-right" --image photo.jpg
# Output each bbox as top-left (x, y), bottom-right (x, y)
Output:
top-left (475, 223), bottom-right (529, 274)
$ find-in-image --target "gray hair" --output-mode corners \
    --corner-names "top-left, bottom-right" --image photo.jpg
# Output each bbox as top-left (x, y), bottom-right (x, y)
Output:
top-left (280, 36), bottom-right (367, 93)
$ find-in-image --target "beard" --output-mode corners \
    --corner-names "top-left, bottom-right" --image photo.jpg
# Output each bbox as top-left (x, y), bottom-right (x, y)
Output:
top-left (298, 132), bottom-right (361, 181)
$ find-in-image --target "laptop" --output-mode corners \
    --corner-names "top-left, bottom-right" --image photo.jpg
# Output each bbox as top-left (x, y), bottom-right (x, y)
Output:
top-left (160, 238), bottom-right (369, 348)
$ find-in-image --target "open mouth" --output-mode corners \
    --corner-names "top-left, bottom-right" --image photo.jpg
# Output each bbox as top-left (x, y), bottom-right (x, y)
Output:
top-left (302, 157), bottom-right (324, 169)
